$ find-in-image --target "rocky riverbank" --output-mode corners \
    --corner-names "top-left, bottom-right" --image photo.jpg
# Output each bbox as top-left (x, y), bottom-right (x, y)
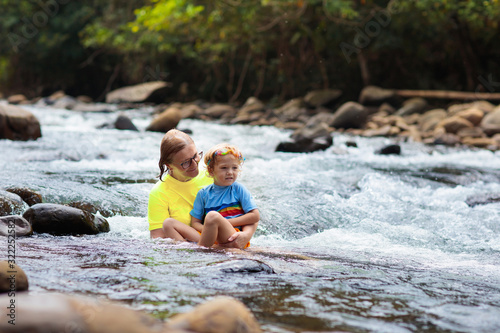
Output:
top-left (3, 83), bottom-right (500, 154)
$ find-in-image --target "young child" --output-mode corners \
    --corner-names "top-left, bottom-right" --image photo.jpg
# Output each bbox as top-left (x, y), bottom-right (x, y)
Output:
top-left (190, 143), bottom-right (259, 248)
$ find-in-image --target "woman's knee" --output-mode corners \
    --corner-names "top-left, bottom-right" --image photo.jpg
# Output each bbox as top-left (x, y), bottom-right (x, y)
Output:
top-left (163, 218), bottom-right (177, 230)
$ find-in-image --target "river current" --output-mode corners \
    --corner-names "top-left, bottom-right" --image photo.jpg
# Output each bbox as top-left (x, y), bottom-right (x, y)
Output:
top-left (1, 102), bottom-right (500, 332)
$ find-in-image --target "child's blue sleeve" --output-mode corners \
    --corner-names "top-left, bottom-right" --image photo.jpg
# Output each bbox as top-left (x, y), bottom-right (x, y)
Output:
top-left (190, 192), bottom-right (205, 220)
top-left (236, 182), bottom-right (258, 213)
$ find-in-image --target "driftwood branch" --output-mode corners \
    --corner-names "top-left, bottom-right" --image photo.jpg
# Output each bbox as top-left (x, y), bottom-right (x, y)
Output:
top-left (395, 89), bottom-right (500, 101)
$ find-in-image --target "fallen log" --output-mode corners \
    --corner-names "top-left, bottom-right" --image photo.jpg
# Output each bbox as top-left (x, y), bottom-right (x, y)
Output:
top-left (395, 89), bottom-right (500, 101)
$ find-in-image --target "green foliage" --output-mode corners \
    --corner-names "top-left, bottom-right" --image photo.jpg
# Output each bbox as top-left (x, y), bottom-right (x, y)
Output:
top-left (1, 0), bottom-right (500, 101)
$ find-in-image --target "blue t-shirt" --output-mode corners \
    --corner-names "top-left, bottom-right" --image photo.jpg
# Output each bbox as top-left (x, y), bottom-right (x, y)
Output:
top-left (190, 182), bottom-right (257, 225)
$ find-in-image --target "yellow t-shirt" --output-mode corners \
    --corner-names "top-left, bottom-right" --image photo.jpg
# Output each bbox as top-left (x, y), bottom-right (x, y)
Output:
top-left (147, 172), bottom-right (212, 231)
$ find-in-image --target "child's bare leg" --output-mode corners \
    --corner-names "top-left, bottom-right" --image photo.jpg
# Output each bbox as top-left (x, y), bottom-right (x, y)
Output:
top-left (198, 211), bottom-right (236, 247)
top-left (163, 218), bottom-right (200, 242)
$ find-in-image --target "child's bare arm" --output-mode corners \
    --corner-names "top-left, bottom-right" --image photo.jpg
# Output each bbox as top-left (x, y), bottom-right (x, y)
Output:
top-left (190, 216), bottom-right (204, 233)
top-left (227, 209), bottom-right (260, 228)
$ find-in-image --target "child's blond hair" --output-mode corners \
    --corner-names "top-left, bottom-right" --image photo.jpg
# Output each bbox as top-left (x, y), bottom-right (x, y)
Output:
top-left (204, 143), bottom-right (244, 175)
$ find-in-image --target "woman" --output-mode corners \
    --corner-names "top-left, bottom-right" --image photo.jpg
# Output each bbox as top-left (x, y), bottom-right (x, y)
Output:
top-left (147, 129), bottom-right (257, 248)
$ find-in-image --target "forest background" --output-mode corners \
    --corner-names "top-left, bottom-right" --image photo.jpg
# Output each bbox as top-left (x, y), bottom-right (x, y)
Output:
top-left (1, 0), bottom-right (499, 105)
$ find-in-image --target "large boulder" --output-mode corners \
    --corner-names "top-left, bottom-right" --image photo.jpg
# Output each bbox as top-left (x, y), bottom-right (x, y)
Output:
top-left (303, 89), bottom-right (342, 108)
top-left (166, 296), bottom-right (262, 333)
top-left (0, 104), bottom-right (42, 141)
top-left (6, 94), bottom-right (28, 104)
top-left (203, 104), bottom-right (236, 120)
top-left (0, 261), bottom-right (29, 293)
top-left (331, 102), bottom-right (368, 129)
top-left (146, 107), bottom-right (182, 133)
top-left (0, 215), bottom-right (33, 237)
top-left (0, 190), bottom-right (27, 217)
top-left (23, 203), bottom-right (109, 235)
top-left (105, 81), bottom-right (171, 104)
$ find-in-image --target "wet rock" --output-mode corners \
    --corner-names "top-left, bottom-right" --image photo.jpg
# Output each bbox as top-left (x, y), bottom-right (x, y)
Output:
top-left (52, 95), bottom-right (78, 109)
top-left (418, 109), bottom-right (447, 132)
top-left (70, 102), bottom-right (113, 113)
top-left (0, 190), bottom-right (27, 217)
top-left (0, 104), bottom-right (42, 141)
top-left (345, 141), bottom-right (358, 148)
top-left (180, 103), bottom-right (203, 119)
top-left (146, 107), bottom-right (182, 133)
top-left (204, 104), bottom-right (236, 119)
top-left (0, 293), bottom-right (171, 333)
top-left (23, 203), bottom-right (110, 235)
top-left (432, 132), bottom-right (461, 146)
top-left (67, 201), bottom-right (117, 218)
top-left (276, 136), bottom-right (332, 153)
top-left (375, 144), bottom-right (401, 155)
top-left (167, 296), bottom-right (262, 333)
top-left (359, 85), bottom-right (400, 106)
top-left (454, 108), bottom-right (484, 126)
top-left (0, 215), bottom-right (33, 237)
top-left (291, 112), bottom-right (334, 142)
top-left (274, 98), bottom-right (307, 123)
top-left (395, 97), bottom-right (428, 117)
top-left (4, 187), bottom-right (42, 206)
top-left (114, 114), bottom-right (138, 131)
top-left (456, 127), bottom-right (485, 139)
top-left (304, 89), bottom-right (342, 108)
top-left (466, 194), bottom-right (500, 207)
top-left (212, 259), bottom-right (275, 274)
top-left (448, 101), bottom-right (495, 115)
top-left (480, 106), bottom-right (500, 136)
top-left (6, 94), bottom-right (28, 104)
top-left (437, 116), bottom-right (474, 134)
top-left (461, 137), bottom-right (498, 150)
top-left (106, 81), bottom-right (172, 104)
top-left (0, 261), bottom-right (29, 293)
top-left (331, 102), bottom-right (368, 129)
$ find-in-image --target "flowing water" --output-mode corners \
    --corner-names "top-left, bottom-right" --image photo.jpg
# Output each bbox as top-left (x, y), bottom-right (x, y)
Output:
top-left (1, 102), bottom-right (500, 332)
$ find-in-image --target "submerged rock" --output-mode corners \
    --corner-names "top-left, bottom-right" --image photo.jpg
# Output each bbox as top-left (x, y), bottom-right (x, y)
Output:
top-left (211, 259), bottom-right (275, 274)
top-left (4, 187), bottom-right (42, 206)
top-left (23, 203), bottom-right (110, 235)
top-left (276, 136), bottom-right (333, 153)
top-left (466, 194), bottom-right (500, 207)
top-left (0, 215), bottom-right (33, 237)
top-left (375, 144), bottom-right (401, 155)
top-left (0, 190), bottom-right (27, 217)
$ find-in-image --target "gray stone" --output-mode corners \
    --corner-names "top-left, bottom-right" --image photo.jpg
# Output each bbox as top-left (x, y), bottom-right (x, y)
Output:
top-left (0, 190), bottom-right (27, 217)
top-left (331, 102), bottom-right (368, 129)
top-left (23, 203), bottom-right (110, 235)
top-left (0, 104), bottom-right (42, 141)
top-left (0, 215), bottom-right (33, 237)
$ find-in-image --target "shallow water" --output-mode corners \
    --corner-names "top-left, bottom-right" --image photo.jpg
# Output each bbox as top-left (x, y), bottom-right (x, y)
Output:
top-left (1, 102), bottom-right (500, 332)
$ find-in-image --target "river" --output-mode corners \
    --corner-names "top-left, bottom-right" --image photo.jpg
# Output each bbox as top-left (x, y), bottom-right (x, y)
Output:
top-left (1, 102), bottom-right (500, 332)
